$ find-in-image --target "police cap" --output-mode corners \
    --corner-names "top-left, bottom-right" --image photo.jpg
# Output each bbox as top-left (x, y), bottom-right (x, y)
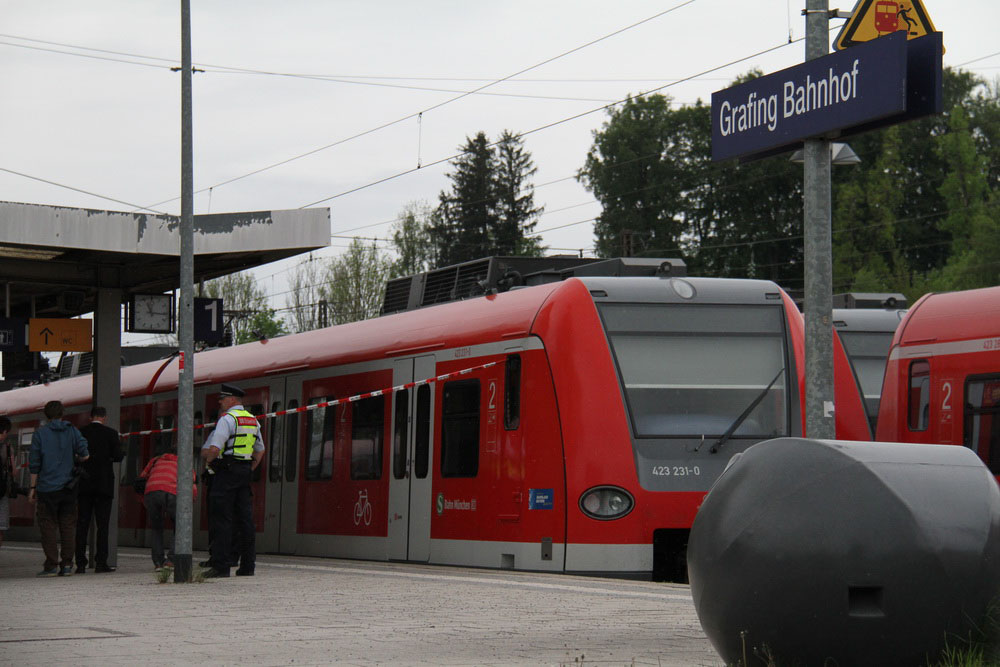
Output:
top-left (219, 383), bottom-right (245, 399)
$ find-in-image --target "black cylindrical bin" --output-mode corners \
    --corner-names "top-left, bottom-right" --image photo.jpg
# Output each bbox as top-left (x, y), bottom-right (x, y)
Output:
top-left (688, 438), bottom-right (1000, 666)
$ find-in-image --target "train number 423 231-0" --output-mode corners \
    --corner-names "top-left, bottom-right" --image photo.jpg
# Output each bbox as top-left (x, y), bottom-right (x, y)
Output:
top-left (652, 466), bottom-right (702, 477)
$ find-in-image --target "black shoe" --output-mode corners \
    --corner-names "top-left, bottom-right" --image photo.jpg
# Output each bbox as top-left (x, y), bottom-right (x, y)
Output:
top-left (201, 568), bottom-right (229, 579)
top-left (198, 560), bottom-right (211, 568)
top-left (75, 566), bottom-right (86, 574)
top-left (94, 565), bottom-right (116, 573)
top-left (235, 569), bottom-right (254, 577)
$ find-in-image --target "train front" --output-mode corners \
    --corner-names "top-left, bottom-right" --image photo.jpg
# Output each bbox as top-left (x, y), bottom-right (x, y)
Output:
top-left (533, 275), bottom-right (801, 581)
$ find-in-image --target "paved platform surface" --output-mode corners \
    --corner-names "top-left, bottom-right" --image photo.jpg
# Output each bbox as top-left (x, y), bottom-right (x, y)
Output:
top-left (0, 541), bottom-right (722, 666)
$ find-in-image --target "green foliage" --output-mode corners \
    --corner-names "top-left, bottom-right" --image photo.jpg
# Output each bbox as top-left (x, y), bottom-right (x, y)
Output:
top-left (390, 201), bottom-right (435, 278)
top-left (320, 239), bottom-right (392, 325)
top-left (429, 131), bottom-right (545, 267)
top-left (204, 272), bottom-right (277, 344)
top-left (235, 307), bottom-right (286, 344)
top-left (578, 95), bottom-right (694, 259)
top-left (578, 67), bottom-right (1000, 297)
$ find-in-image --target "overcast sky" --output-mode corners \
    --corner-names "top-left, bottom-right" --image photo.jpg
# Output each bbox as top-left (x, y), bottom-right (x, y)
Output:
top-left (3, 1), bottom-right (997, 340)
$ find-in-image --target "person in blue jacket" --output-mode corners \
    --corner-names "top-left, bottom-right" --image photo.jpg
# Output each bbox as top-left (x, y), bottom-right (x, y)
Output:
top-left (28, 400), bottom-right (89, 577)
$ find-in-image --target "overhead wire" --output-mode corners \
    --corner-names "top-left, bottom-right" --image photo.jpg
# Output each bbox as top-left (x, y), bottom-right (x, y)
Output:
top-left (133, 1), bottom-right (703, 212)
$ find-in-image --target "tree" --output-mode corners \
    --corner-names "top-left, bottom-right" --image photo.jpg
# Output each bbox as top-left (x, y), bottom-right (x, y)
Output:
top-left (320, 239), bottom-right (392, 325)
top-left (430, 132), bottom-right (495, 266)
top-left (429, 130), bottom-right (546, 267)
top-left (389, 201), bottom-right (435, 277)
top-left (285, 255), bottom-right (326, 333)
top-left (578, 95), bottom-right (693, 259)
top-left (927, 105), bottom-right (999, 290)
top-left (494, 130), bottom-right (545, 257)
top-left (204, 272), bottom-right (284, 344)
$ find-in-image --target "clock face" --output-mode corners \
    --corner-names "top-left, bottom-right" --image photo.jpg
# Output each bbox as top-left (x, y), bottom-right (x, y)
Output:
top-left (129, 293), bottom-right (175, 333)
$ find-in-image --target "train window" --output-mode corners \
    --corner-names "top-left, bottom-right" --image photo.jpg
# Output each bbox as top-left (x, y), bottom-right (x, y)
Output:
top-left (441, 379), bottom-right (480, 478)
top-left (351, 396), bottom-right (384, 480)
top-left (393, 389), bottom-right (409, 480)
top-left (155, 415), bottom-right (174, 455)
top-left (121, 420), bottom-right (141, 486)
top-left (964, 377), bottom-right (1000, 473)
top-left (305, 398), bottom-right (335, 480)
top-left (504, 354), bottom-right (521, 431)
top-left (269, 401), bottom-right (282, 483)
top-left (415, 385), bottom-right (430, 479)
top-left (907, 360), bottom-right (931, 431)
top-left (285, 399), bottom-right (299, 483)
top-left (598, 303), bottom-right (788, 438)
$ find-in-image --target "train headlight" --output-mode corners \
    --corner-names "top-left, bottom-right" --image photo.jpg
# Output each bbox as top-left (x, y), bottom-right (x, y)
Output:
top-left (579, 486), bottom-right (634, 520)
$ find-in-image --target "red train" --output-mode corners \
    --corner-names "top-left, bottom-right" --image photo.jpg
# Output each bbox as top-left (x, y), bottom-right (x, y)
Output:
top-left (2, 262), bottom-right (871, 580)
top-left (877, 286), bottom-right (1000, 473)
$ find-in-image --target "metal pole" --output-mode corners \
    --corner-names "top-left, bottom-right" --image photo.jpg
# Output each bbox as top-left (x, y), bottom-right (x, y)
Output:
top-left (175, 0), bottom-right (195, 583)
top-left (803, 0), bottom-right (835, 439)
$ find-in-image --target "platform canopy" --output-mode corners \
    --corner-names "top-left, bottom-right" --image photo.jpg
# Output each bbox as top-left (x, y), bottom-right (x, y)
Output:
top-left (0, 201), bottom-right (330, 318)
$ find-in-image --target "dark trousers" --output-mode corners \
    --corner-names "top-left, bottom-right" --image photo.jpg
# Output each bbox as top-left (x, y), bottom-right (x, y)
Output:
top-left (205, 472), bottom-right (241, 566)
top-left (144, 490), bottom-right (177, 567)
top-left (37, 490), bottom-right (78, 570)
top-left (208, 462), bottom-right (255, 574)
top-left (75, 492), bottom-right (113, 568)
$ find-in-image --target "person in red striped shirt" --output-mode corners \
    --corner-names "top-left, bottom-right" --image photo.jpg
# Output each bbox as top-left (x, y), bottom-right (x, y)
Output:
top-left (139, 445), bottom-right (197, 570)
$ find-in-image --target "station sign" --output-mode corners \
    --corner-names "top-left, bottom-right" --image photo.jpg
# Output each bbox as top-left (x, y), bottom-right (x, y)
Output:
top-left (28, 318), bottom-right (93, 352)
top-left (835, 0), bottom-right (939, 51)
top-left (194, 297), bottom-right (224, 344)
top-left (712, 31), bottom-right (942, 163)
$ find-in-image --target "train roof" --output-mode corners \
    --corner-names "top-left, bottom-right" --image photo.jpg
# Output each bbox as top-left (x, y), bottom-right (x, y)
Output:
top-left (578, 276), bottom-right (785, 303)
top-left (1, 274), bottom-right (796, 416)
top-left (2, 279), bottom-right (568, 415)
top-left (896, 286), bottom-right (1000, 346)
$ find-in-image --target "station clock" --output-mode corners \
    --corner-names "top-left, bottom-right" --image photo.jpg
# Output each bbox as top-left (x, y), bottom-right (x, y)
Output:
top-left (126, 293), bottom-right (175, 334)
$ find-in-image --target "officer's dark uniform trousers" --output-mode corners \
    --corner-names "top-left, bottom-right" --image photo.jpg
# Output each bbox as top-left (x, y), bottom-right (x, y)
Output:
top-left (207, 458), bottom-right (255, 575)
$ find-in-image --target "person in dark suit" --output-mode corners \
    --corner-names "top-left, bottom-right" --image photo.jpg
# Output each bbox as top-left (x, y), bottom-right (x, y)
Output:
top-left (75, 406), bottom-right (124, 573)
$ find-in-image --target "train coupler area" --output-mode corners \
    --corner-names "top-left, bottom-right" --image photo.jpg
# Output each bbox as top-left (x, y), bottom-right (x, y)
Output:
top-left (652, 528), bottom-right (689, 583)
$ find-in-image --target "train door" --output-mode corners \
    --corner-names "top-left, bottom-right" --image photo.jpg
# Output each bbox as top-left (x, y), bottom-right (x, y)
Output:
top-left (388, 355), bottom-right (435, 561)
top-left (260, 374), bottom-right (302, 554)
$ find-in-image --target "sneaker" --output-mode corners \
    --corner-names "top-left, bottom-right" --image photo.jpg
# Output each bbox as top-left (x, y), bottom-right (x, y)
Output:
top-left (94, 565), bottom-right (116, 573)
top-left (37, 568), bottom-right (59, 577)
top-left (235, 569), bottom-right (254, 577)
top-left (58, 566), bottom-right (73, 576)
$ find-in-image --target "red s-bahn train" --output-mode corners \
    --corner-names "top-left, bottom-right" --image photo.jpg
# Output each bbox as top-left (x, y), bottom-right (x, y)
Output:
top-left (2, 259), bottom-right (871, 581)
top-left (877, 286), bottom-right (1000, 474)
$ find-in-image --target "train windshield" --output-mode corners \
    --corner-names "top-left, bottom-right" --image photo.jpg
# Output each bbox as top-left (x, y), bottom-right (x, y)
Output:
top-left (838, 331), bottom-right (893, 413)
top-left (599, 303), bottom-right (789, 438)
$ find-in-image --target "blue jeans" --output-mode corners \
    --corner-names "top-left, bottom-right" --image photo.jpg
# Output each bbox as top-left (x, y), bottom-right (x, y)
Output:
top-left (143, 490), bottom-right (176, 567)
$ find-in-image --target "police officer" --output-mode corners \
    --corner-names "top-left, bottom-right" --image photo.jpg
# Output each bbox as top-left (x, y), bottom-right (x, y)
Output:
top-left (200, 384), bottom-right (264, 578)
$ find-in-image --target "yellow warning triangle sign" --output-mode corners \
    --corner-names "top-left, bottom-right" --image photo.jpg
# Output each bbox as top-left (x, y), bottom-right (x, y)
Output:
top-left (834, 0), bottom-right (939, 51)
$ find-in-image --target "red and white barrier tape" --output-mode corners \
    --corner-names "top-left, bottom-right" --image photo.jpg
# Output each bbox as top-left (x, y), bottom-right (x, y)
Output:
top-left (117, 360), bottom-right (500, 438)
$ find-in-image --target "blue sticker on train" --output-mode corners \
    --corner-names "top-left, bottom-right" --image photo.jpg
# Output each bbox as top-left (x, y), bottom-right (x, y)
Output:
top-left (529, 489), bottom-right (554, 510)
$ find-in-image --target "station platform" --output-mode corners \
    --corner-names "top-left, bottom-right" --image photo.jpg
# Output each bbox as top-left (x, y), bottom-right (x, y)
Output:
top-left (0, 541), bottom-right (720, 666)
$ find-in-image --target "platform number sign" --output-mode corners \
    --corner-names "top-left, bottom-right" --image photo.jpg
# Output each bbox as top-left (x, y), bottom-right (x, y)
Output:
top-left (194, 297), bottom-right (224, 344)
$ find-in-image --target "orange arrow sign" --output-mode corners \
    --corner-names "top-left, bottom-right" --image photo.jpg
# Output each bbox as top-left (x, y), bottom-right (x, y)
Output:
top-left (29, 318), bottom-right (92, 352)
